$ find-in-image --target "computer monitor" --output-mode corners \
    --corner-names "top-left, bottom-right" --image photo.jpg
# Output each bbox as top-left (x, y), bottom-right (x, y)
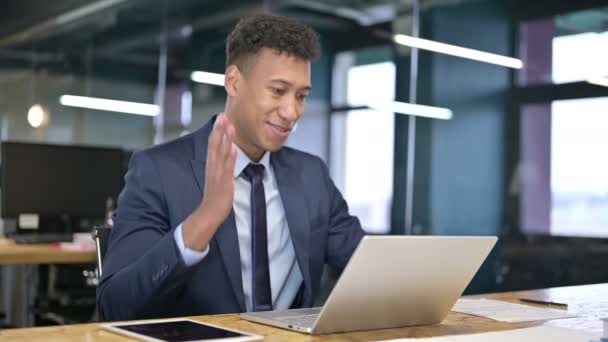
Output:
top-left (1, 142), bottom-right (125, 223)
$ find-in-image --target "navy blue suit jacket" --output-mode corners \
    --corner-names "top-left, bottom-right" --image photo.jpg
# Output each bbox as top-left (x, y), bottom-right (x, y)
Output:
top-left (97, 117), bottom-right (365, 321)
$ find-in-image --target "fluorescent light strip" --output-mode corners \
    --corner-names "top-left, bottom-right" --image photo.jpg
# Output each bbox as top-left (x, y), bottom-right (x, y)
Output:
top-left (393, 33), bottom-right (523, 69)
top-left (190, 71), bottom-right (225, 86)
top-left (587, 76), bottom-right (608, 87)
top-left (366, 101), bottom-right (453, 120)
top-left (59, 95), bottom-right (159, 116)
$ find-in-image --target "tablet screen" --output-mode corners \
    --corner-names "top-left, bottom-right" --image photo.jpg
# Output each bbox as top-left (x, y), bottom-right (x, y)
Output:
top-left (111, 320), bottom-right (249, 341)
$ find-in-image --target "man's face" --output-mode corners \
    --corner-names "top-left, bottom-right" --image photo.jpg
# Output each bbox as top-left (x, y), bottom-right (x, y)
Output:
top-left (227, 48), bottom-right (311, 157)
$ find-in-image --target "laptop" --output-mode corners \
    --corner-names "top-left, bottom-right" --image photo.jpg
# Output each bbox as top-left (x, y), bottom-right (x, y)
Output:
top-left (240, 235), bottom-right (497, 335)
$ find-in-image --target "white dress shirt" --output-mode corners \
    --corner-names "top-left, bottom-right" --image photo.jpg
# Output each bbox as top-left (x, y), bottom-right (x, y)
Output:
top-left (174, 146), bottom-right (303, 311)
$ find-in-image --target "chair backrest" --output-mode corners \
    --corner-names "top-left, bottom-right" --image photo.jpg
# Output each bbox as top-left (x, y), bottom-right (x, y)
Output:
top-left (92, 225), bottom-right (112, 275)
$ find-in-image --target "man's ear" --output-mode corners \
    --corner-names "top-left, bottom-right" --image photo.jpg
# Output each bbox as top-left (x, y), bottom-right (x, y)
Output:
top-left (224, 64), bottom-right (240, 97)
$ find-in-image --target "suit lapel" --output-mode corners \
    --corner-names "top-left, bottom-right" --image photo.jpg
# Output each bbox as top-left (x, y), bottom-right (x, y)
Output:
top-left (271, 151), bottom-right (312, 303)
top-left (212, 210), bottom-right (246, 311)
top-left (190, 118), bottom-right (246, 312)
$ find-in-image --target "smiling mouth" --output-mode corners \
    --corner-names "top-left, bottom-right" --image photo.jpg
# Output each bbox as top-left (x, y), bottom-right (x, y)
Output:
top-left (267, 122), bottom-right (292, 138)
top-left (268, 122), bottom-right (291, 133)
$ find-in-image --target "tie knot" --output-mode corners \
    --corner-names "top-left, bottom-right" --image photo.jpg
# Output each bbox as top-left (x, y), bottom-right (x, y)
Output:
top-left (243, 163), bottom-right (265, 182)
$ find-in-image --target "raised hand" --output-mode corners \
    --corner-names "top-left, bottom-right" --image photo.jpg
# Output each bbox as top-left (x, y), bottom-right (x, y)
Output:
top-left (182, 113), bottom-right (237, 251)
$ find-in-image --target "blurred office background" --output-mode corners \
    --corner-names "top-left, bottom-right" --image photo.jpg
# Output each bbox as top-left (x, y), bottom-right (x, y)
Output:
top-left (1, 0), bottom-right (608, 328)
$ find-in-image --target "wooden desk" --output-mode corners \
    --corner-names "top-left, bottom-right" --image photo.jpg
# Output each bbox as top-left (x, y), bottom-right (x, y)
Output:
top-left (0, 238), bottom-right (97, 327)
top-left (1, 283), bottom-right (606, 341)
top-left (0, 239), bottom-right (96, 265)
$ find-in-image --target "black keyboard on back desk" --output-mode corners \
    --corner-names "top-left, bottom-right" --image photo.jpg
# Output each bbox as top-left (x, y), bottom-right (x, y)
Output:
top-left (11, 233), bottom-right (73, 244)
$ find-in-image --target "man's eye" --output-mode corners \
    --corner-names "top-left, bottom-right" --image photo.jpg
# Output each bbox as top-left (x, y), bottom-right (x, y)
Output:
top-left (271, 88), bottom-right (286, 95)
top-left (298, 94), bottom-right (308, 102)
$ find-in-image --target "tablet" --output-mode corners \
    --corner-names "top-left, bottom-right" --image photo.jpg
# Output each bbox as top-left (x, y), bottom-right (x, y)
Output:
top-left (101, 318), bottom-right (263, 342)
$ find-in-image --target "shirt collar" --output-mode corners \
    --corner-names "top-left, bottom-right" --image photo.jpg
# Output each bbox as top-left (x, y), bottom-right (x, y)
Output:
top-left (233, 145), bottom-right (271, 179)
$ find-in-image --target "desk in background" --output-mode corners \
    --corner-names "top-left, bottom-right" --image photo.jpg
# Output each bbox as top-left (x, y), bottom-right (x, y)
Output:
top-left (1, 283), bottom-right (606, 341)
top-left (0, 239), bottom-right (96, 264)
top-left (0, 238), bottom-right (96, 327)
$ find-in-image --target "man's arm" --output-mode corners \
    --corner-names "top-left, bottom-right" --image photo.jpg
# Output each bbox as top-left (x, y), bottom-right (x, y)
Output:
top-left (320, 160), bottom-right (366, 272)
top-left (97, 114), bottom-right (237, 321)
top-left (97, 151), bottom-right (198, 321)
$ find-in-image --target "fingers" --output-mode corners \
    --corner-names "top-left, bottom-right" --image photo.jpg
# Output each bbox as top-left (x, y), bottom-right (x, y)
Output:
top-left (222, 119), bottom-right (237, 175)
top-left (207, 113), bottom-right (225, 165)
top-left (207, 113), bottom-right (237, 175)
top-left (226, 143), bottom-right (237, 172)
top-left (209, 114), bottom-right (227, 157)
top-left (218, 115), bottom-right (235, 160)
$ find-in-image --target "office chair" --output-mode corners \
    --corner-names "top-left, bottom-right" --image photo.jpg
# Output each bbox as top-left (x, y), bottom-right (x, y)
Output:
top-left (82, 199), bottom-right (114, 283)
top-left (28, 224), bottom-right (113, 326)
top-left (86, 224), bottom-right (112, 323)
top-left (92, 224), bottom-right (112, 276)
top-left (82, 224), bottom-right (112, 286)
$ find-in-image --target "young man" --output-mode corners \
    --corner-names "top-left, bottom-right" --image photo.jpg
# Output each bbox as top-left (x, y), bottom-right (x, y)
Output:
top-left (98, 14), bottom-right (365, 321)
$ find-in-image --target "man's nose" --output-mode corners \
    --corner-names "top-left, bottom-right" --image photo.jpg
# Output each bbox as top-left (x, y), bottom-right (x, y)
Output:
top-left (278, 97), bottom-right (300, 122)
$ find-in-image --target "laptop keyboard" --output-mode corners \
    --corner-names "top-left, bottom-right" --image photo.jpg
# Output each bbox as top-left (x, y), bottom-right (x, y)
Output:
top-left (275, 313), bottom-right (319, 328)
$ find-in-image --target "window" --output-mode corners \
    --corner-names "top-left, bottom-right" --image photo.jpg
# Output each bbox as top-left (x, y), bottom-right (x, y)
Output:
top-left (331, 58), bottom-right (395, 234)
top-left (519, 97), bottom-right (608, 238)
top-left (552, 32), bottom-right (608, 84)
top-left (550, 97), bottom-right (608, 237)
top-left (518, 7), bottom-right (608, 86)
top-left (516, 6), bottom-right (608, 238)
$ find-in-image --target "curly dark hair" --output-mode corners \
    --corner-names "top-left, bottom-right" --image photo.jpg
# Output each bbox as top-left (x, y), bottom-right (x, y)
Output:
top-left (226, 13), bottom-right (320, 71)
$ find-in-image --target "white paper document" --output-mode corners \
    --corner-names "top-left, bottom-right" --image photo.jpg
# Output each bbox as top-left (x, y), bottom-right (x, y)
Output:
top-left (378, 326), bottom-right (600, 342)
top-left (451, 298), bottom-right (576, 322)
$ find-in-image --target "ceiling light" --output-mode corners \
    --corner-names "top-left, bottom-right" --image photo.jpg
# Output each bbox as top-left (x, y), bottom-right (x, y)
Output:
top-left (190, 71), bottom-right (225, 86)
top-left (393, 33), bottom-right (523, 69)
top-left (59, 95), bottom-right (159, 116)
top-left (367, 101), bottom-right (453, 120)
top-left (27, 104), bottom-right (47, 128)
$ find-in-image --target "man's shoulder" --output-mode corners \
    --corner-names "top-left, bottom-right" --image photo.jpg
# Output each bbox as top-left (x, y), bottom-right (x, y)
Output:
top-left (276, 146), bottom-right (325, 168)
top-left (134, 130), bottom-right (199, 163)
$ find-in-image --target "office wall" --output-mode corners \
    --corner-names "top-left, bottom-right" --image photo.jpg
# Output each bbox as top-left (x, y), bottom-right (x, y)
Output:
top-left (425, 0), bottom-right (510, 237)
top-left (391, 0), bottom-right (512, 293)
top-left (431, 0), bottom-right (511, 294)
top-left (392, 0), bottom-right (511, 237)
